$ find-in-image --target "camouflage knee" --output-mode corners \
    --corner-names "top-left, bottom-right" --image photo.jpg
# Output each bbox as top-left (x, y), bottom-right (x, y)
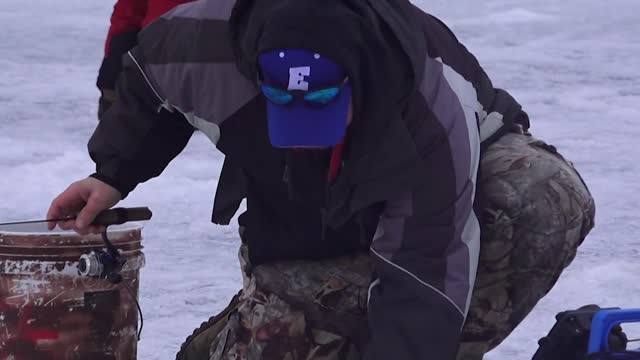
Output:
top-left (460, 132), bottom-right (595, 357)
top-left (209, 247), bottom-right (371, 360)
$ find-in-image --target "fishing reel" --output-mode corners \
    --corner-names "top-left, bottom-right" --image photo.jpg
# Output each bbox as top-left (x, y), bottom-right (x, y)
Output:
top-left (77, 234), bottom-right (126, 284)
top-left (76, 207), bottom-right (152, 284)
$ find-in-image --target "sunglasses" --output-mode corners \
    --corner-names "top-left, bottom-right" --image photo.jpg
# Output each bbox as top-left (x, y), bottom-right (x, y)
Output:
top-left (258, 77), bottom-right (349, 106)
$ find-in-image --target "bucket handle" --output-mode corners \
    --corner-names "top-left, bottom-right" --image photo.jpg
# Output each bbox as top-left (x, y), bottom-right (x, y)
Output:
top-left (588, 308), bottom-right (640, 353)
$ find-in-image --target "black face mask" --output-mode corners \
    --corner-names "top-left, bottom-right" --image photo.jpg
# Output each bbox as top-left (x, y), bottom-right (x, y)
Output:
top-left (283, 149), bottom-right (331, 206)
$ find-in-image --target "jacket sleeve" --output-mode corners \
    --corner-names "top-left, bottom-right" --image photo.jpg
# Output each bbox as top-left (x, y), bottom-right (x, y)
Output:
top-left (97, 0), bottom-right (148, 90)
top-left (364, 102), bottom-right (481, 359)
top-left (89, 49), bottom-right (194, 198)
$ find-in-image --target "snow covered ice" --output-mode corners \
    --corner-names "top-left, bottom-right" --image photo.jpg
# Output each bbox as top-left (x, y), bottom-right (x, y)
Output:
top-left (1, 0), bottom-right (639, 358)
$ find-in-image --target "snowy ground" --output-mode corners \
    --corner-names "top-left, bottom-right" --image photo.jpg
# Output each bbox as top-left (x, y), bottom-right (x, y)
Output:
top-left (0, 0), bottom-right (639, 358)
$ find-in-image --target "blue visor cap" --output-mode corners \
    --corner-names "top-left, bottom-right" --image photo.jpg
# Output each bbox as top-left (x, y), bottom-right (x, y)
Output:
top-left (258, 49), bottom-right (351, 148)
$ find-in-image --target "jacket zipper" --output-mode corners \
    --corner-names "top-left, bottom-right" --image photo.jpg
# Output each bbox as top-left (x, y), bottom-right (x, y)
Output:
top-left (127, 51), bottom-right (169, 112)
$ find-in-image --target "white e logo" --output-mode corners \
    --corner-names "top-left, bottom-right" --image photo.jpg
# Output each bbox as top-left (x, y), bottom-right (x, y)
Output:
top-left (288, 66), bottom-right (310, 91)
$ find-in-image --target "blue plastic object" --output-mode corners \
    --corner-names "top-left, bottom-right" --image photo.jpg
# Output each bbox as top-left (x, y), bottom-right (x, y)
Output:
top-left (588, 308), bottom-right (640, 354)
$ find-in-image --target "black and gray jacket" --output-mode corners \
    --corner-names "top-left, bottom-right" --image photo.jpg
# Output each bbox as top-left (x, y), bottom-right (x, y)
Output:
top-left (89, 0), bottom-right (530, 358)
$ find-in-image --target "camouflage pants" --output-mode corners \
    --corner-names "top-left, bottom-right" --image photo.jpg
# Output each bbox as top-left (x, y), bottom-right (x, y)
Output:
top-left (202, 132), bottom-right (595, 360)
top-left (208, 245), bottom-right (370, 360)
top-left (458, 131), bottom-right (594, 359)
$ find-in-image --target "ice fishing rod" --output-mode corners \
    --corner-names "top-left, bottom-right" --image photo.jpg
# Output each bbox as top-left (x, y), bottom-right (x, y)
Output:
top-left (0, 207), bottom-right (152, 282)
top-left (0, 207), bottom-right (153, 227)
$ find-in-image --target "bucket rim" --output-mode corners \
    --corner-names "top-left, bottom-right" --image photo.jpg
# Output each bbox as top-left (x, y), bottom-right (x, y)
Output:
top-left (0, 222), bottom-right (144, 236)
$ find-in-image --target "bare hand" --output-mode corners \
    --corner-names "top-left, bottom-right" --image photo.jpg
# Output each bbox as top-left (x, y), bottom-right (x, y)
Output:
top-left (47, 177), bottom-right (121, 234)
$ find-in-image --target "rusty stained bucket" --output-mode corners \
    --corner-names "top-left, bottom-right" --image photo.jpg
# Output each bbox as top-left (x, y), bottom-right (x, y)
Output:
top-left (0, 222), bottom-right (145, 360)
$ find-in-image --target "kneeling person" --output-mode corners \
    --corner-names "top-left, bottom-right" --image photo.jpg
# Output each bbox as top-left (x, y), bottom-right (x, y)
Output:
top-left (46, 0), bottom-right (595, 359)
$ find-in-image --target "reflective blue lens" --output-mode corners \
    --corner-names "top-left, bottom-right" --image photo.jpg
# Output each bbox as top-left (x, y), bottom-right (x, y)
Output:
top-left (304, 87), bottom-right (340, 105)
top-left (261, 85), bottom-right (293, 105)
top-left (261, 83), bottom-right (343, 106)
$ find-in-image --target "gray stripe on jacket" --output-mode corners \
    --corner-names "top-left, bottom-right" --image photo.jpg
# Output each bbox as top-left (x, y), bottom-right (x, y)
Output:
top-left (418, 56), bottom-right (481, 317)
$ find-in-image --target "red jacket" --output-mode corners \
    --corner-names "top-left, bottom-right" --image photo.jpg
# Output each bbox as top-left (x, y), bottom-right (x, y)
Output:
top-left (98, 0), bottom-right (193, 89)
top-left (104, 0), bottom-right (193, 55)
